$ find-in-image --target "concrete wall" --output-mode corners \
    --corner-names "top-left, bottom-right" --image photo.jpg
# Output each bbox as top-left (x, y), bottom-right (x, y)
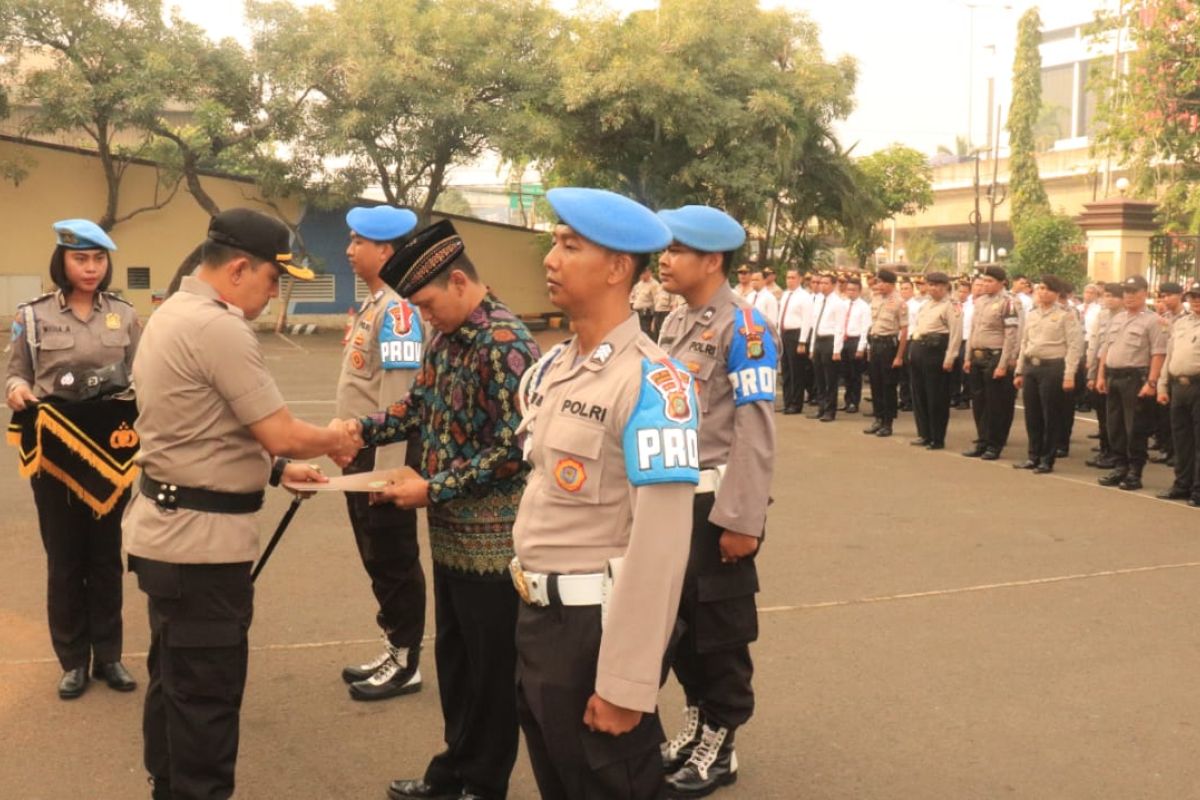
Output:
top-left (0, 136), bottom-right (303, 317)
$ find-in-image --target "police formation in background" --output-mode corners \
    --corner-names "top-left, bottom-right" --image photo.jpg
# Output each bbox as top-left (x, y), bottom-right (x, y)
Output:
top-left (656, 205), bottom-right (776, 797)
top-left (334, 205), bottom-right (429, 700)
top-left (5, 220), bottom-right (141, 699)
top-left (123, 209), bottom-right (358, 799)
top-left (511, 188), bottom-right (700, 799)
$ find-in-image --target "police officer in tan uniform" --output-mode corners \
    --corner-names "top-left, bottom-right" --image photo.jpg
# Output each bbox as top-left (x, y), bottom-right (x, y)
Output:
top-left (863, 267), bottom-right (908, 437)
top-left (1155, 286), bottom-right (1200, 505)
top-left (962, 265), bottom-right (1021, 460)
top-left (656, 205), bottom-right (776, 796)
top-left (630, 266), bottom-right (661, 335)
top-left (1085, 283), bottom-right (1125, 469)
top-left (123, 209), bottom-right (360, 800)
top-left (6, 219), bottom-right (141, 698)
top-left (1012, 275), bottom-right (1083, 473)
top-left (1096, 275), bottom-right (1170, 491)
top-left (512, 188), bottom-right (699, 799)
top-left (334, 206), bottom-right (429, 700)
top-left (909, 272), bottom-right (963, 450)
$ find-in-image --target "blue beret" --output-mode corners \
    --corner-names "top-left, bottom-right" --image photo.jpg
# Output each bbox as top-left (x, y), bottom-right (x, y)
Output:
top-left (346, 206), bottom-right (418, 242)
top-left (53, 219), bottom-right (116, 251)
top-left (546, 188), bottom-right (671, 254)
top-left (656, 205), bottom-right (746, 252)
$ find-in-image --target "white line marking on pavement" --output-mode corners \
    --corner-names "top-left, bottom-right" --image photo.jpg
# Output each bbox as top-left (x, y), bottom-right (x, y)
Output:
top-left (0, 633), bottom-right (438, 667)
top-left (273, 331), bottom-right (307, 352)
top-left (287, 400), bottom-right (337, 405)
top-left (759, 560), bottom-right (1200, 614)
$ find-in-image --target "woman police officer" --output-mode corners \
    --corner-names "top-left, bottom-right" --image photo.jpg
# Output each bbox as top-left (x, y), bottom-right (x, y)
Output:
top-left (5, 219), bottom-right (141, 698)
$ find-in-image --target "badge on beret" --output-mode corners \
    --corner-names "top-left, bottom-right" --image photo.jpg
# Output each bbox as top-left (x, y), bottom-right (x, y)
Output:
top-left (61, 372), bottom-right (75, 387)
top-left (554, 457), bottom-right (587, 492)
top-left (105, 313), bottom-right (120, 330)
top-left (349, 351), bottom-right (366, 370)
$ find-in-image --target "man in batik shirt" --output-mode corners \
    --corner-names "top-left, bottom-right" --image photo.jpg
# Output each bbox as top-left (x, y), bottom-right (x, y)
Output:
top-left (339, 220), bottom-right (540, 800)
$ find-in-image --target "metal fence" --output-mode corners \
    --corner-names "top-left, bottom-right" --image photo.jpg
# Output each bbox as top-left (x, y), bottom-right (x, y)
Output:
top-left (1149, 235), bottom-right (1200, 287)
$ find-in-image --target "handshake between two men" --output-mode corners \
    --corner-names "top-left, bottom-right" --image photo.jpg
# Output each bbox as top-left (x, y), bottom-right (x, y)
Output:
top-left (323, 417), bottom-right (431, 509)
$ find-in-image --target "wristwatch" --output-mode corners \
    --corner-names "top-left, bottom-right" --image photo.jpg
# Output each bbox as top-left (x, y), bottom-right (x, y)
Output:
top-left (269, 457), bottom-right (290, 487)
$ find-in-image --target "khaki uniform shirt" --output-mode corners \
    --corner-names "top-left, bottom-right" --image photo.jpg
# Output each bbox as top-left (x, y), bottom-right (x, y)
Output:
top-left (6, 290), bottom-right (140, 399)
top-left (513, 314), bottom-right (699, 712)
top-left (912, 297), bottom-right (963, 370)
top-left (629, 278), bottom-right (660, 312)
top-left (659, 284), bottom-right (776, 537)
top-left (123, 276), bottom-right (286, 564)
top-left (868, 292), bottom-right (908, 338)
top-left (335, 286), bottom-right (422, 469)
top-left (1099, 308), bottom-right (1170, 370)
top-left (966, 291), bottom-right (1021, 365)
top-left (1158, 313), bottom-right (1200, 394)
top-left (1014, 304), bottom-right (1084, 377)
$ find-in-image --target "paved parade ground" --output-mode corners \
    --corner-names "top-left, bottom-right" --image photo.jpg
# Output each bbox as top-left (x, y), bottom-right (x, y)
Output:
top-left (3, 330), bottom-right (1200, 800)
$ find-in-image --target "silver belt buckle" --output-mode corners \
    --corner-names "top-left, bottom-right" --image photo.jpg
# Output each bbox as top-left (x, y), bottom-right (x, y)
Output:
top-left (1180, 376), bottom-right (1192, 386)
top-left (1031, 357), bottom-right (1041, 367)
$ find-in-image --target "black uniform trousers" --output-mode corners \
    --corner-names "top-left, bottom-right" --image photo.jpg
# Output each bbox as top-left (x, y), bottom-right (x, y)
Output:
top-left (779, 329), bottom-right (808, 410)
top-left (30, 474), bottom-right (128, 671)
top-left (1169, 379), bottom-right (1200, 500)
top-left (911, 337), bottom-right (952, 446)
top-left (1155, 398), bottom-right (1174, 455)
top-left (950, 342), bottom-right (967, 405)
top-left (516, 604), bottom-right (666, 800)
top-left (812, 335), bottom-right (838, 418)
top-left (1058, 362), bottom-right (1088, 450)
top-left (668, 492), bottom-right (758, 735)
top-left (967, 350), bottom-right (1016, 452)
top-left (1105, 368), bottom-right (1156, 470)
top-left (637, 310), bottom-right (655, 337)
top-left (131, 555), bottom-right (253, 800)
top-left (866, 336), bottom-right (900, 423)
top-left (1021, 359), bottom-right (1067, 465)
top-left (652, 311), bottom-right (669, 337)
top-left (840, 336), bottom-right (864, 407)
top-left (1091, 389), bottom-right (1110, 453)
top-left (424, 567), bottom-right (519, 798)
top-left (343, 447), bottom-right (425, 650)
top-left (898, 348), bottom-right (914, 410)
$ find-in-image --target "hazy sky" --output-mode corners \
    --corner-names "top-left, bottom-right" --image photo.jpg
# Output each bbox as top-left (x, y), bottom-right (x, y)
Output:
top-left (171, 0), bottom-right (1110, 162)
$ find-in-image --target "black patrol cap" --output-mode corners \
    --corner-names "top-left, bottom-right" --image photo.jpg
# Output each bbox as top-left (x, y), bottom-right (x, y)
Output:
top-left (1183, 285), bottom-right (1200, 298)
top-left (1041, 274), bottom-right (1068, 295)
top-left (207, 209), bottom-right (314, 280)
top-left (924, 271), bottom-right (951, 286)
top-left (1122, 275), bottom-right (1149, 292)
top-left (1158, 281), bottom-right (1183, 295)
top-left (981, 265), bottom-right (1007, 282)
top-left (876, 268), bottom-right (898, 284)
top-left (1103, 282), bottom-right (1125, 296)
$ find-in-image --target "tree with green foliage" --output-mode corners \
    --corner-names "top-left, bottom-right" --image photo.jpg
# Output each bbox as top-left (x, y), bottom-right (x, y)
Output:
top-left (2, 0), bottom-right (191, 230)
top-left (542, 0), bottom-right (857, 239)
top-left (843, 144), bottom-right (933, 267)
top-left (1008, 213), bottom-right (1085, 287)
top-left (1007, 7), bottom-right (1051, 236)
top-left (255, 0), bottom-right (562, 224)
top-left (1090, 1), bottom-right (1200, 232)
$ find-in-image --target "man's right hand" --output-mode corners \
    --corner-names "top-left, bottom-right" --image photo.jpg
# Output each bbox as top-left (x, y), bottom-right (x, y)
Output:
top-left (328, 418), bottom-right (363, 467)
top-left (6, 385), bottom-right (38, 412)
top-left (1096, 378), bottom-right (1107, 395)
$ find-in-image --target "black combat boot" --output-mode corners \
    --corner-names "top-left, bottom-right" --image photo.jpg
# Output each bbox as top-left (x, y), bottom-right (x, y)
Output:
top-left (665, 723), bottom-right (738, 797)
top-left (661, 705), bottom-right (702, 773)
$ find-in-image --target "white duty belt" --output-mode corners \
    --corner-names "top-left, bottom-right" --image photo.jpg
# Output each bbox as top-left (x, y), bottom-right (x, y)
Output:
top-left (509, 557), bottom-right (604, 607)
top-left (696, 465), bottom-right (726, 495)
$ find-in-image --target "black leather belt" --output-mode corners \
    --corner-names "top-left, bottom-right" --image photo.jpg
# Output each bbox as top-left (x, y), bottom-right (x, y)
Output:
top-left (869, 334), bottom-right (898, 342)
top-left (1106, 367), bottom-right (1147, 379)
top-left (1025, 357), bottom-right (1064, 368)
top-left (972, 348), bottom-right (1002, 359)
top-left (915, 334), bottom-right (949, 345)
top-left (140, 474), bottom-right (264, 514)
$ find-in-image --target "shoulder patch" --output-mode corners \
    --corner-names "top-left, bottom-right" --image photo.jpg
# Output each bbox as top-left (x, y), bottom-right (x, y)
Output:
top-left (622, 357), bottom-right (700, 487)
top-left (727, 308), bottom-right (778, 406)
top-left (10, 318), bottom-right (24, 341)
top-left (379, 299), bottom-right (423, 369)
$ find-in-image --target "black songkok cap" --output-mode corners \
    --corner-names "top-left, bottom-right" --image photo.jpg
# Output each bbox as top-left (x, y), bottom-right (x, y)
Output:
top-left (380, 220), bottom-right (466, 296)
top-left (876, 268), bottom-right (897, 284)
